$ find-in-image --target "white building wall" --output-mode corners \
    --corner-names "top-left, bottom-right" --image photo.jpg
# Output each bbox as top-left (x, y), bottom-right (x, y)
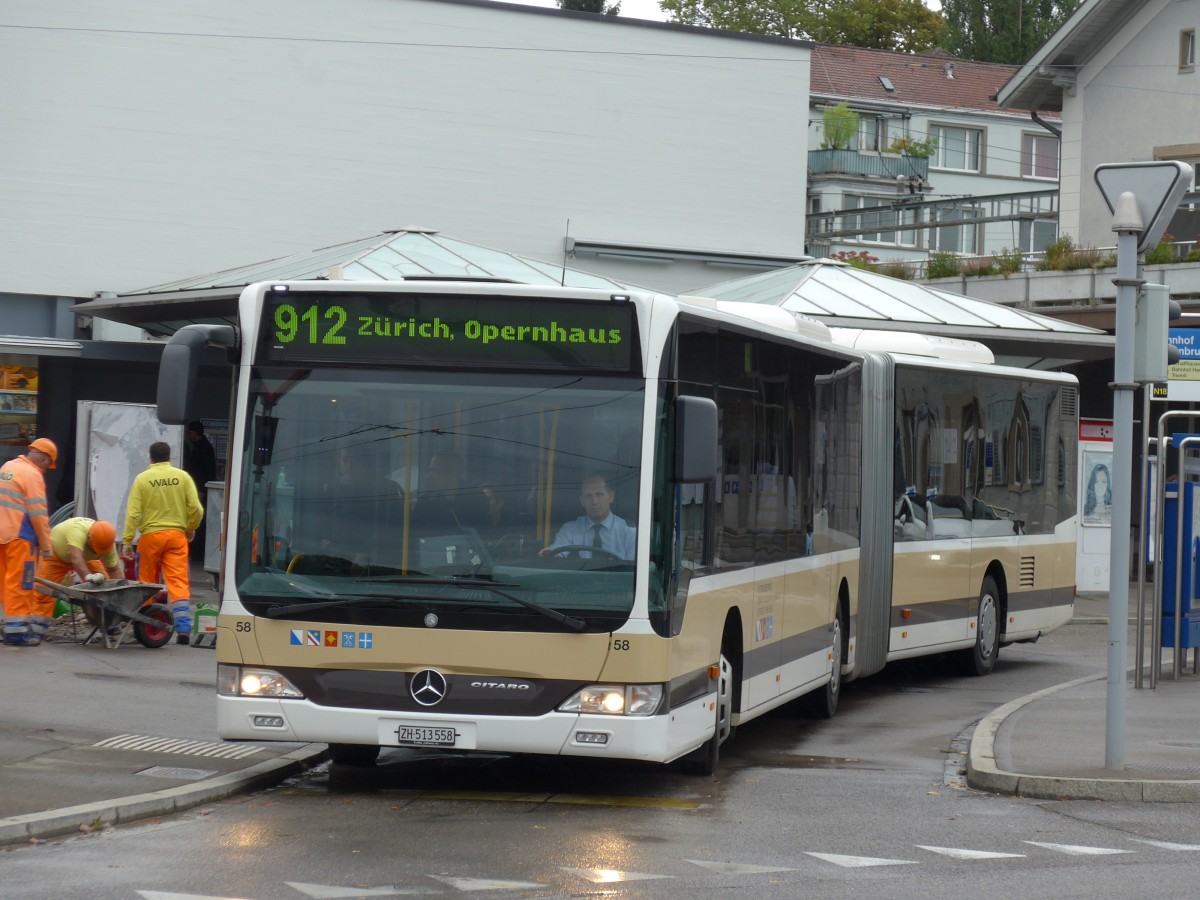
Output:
top-left (1072, 0), bottom-right (1200, 249)
top-left (1, 0), bottom-right (811, 298)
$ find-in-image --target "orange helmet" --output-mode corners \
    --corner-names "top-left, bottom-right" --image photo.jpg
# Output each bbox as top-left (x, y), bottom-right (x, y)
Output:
top-left (89, 520), bottom-right (116, 553)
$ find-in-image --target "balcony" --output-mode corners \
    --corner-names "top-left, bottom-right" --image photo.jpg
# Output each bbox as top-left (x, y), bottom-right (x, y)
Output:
top-left (808, 148), bottom-right (929, 180)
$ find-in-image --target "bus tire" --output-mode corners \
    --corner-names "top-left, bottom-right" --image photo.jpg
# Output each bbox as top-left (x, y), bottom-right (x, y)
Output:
top-left (329, 743), bottom-right (380, 766)
top-left (959, 575), bottom-right (1000, 677)
top-left (679, 652), bottom-right (732, 776)
top-left (802, 607), bottom-right (845, 719)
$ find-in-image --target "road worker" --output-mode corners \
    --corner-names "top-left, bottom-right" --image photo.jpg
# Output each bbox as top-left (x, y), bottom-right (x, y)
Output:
top-left (121, 442), bottom-right (204, 645)
top-left (1, 438), bottom-right (57, 646)
top-left (37, 518), bottom-right (123, 589)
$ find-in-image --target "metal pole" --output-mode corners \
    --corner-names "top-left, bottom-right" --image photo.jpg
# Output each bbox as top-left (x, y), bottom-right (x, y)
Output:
top-left (1106, 226), bottom-right (1140, 769)
top-left (1152, 410), bottom-right (1198, 686)
top-left (1170, 438), bottom-right (1200, 679)
top-left (1135, 396), bottom-right (1152, 689)
top-left (1152, 429), bottom-right (1169, 690)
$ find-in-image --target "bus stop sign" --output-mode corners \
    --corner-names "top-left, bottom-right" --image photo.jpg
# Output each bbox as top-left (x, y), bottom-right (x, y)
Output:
top-left (1095, 161), bottom-right (1193, 254)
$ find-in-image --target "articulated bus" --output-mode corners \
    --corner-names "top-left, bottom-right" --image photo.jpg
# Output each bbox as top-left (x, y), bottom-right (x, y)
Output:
top-left (158, 280), bottom-right (1077, 772)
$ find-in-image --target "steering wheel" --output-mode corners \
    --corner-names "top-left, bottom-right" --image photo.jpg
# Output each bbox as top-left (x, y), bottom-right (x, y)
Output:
top-left (549, 544), bottom-right (625, 560)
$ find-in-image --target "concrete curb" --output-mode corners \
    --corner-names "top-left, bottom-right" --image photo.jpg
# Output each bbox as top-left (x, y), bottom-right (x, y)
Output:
top-left (966, 677), bottom-right (1200, 803)
top-left (0, 743), bottom-right (329, 847)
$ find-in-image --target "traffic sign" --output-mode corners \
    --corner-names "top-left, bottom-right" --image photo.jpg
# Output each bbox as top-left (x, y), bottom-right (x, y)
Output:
top-left (1094, 161), bottom-right (1194, 254)
top-left (1167, 327), bottom-right (1200, 400)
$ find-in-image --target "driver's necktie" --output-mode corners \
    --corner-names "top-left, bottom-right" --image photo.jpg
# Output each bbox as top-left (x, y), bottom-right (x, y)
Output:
top-left (591, 523), bottom-right (603, 549)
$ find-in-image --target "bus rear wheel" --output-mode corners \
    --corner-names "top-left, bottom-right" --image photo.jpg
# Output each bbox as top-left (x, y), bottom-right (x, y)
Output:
top-left (679, 653), bottom-right (732, 776)
top-left (959, 575), bottom-right (1000, 677)
top-left (329, 743), bottom-right (380, 766)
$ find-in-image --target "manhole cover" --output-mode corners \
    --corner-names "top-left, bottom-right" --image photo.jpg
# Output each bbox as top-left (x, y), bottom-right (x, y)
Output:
top-left (138, 765), bottom-right (219, 780)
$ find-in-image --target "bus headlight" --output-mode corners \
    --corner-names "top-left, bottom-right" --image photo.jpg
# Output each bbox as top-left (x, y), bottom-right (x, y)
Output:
top-left (559, 684), bottom-right (663, 716)
top-left (218, 664), bottom-right (304, 698)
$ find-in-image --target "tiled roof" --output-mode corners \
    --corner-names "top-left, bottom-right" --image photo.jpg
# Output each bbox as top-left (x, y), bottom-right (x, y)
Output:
top-left (810, 44), bottom-right (1059, 117)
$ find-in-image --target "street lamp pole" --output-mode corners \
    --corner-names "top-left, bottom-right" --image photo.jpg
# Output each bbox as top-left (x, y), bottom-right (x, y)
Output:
top-left (1106, 192), bottom-right (1143, 769)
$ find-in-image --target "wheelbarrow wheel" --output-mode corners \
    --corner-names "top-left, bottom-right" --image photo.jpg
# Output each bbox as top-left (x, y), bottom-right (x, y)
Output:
top-left (134, 603), bottom-right (175, 649)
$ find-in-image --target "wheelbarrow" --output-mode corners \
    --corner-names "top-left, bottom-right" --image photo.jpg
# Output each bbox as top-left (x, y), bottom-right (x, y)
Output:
top-left (34, 576), bottom-right (173, 649)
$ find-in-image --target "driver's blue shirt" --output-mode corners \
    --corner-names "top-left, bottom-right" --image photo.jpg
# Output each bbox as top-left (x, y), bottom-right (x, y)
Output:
top-left (548, 512), bottom-right (636, 560)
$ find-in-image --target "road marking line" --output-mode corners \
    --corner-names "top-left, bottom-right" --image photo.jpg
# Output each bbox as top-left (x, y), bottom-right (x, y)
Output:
top-left (1025, 841), bottom-right (1132, 856)
top-left (917, 845), bottom-right (1025, 860)
top-left (806, 852), bottom-right (918, 868)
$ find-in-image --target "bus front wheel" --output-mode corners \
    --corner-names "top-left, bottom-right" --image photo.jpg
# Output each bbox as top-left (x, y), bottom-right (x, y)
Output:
top-left (959, 575), bottom-right (1000, 677)
top-left (801, 607), bottom-right (844, 719)
top-left (679, 653), bottom-right (732, 776)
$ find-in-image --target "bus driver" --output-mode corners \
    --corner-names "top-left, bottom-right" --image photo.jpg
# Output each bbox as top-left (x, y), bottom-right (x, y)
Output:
top-left (539, 472), bottom-right (635, 560)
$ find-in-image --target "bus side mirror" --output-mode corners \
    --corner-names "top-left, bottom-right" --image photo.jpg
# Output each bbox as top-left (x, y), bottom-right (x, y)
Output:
top-left (157, 324), bottom-right (238, 424)
top-left (675, 395), bottom-right (718, 484)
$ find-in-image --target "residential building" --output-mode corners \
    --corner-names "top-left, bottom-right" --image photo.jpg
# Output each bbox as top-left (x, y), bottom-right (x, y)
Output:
top-left (997, 0), bottom-right (1200, 252)
top-left (807, 44), bottom-right (1060, 264)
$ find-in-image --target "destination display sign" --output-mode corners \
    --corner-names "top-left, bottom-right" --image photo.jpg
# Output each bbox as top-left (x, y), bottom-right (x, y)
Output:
top-left (258, 291), bottom-right (638, 372)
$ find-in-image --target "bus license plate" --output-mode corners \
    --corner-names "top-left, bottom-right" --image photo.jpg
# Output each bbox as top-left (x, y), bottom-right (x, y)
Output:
top-left (392, 724), bottom-right (458, 747)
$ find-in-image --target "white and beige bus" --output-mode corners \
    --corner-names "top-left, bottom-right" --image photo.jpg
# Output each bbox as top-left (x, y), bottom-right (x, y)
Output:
top-left (158, 280), bottom-right (1077, 772)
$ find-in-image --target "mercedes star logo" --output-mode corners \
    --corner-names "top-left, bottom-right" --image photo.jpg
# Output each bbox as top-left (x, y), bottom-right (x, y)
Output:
top-left (410, 668), bottom-right (448, 707)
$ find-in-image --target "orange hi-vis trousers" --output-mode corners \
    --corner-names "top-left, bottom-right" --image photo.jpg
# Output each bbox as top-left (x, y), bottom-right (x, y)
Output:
top-left (2, 538), bottom-right (53, 643)
top-left (136, 530), bottom-right (193, 634)
top-left (136, 530), bottom-right (191, 601)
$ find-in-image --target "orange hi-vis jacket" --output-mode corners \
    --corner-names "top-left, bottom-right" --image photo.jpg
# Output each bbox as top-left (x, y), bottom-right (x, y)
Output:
top-left (0, 455), bottom-right (52, 551)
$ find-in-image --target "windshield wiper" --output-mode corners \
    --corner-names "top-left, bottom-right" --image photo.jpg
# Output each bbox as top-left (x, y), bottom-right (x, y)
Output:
top-left (356, 576), bottom-right (588, 633)
top-left (264, 595), bottom-right (385, 618)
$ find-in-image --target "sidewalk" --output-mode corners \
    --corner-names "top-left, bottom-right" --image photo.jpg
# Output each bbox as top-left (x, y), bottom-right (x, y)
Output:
top-left (968, 591), bottom-right (1200, 802)
top-left (0, 563), bottom-right (326, 847)
top-left (2, 587), bottom-right (1197, 849)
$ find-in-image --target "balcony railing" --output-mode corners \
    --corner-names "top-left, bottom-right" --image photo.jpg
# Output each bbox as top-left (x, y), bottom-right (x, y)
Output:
top-left (808, 148), bottom-right (929, 180)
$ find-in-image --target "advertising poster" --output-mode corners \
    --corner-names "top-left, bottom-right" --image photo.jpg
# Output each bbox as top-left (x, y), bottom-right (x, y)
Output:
top-left (1082, 447), bottom-right (1113, 527)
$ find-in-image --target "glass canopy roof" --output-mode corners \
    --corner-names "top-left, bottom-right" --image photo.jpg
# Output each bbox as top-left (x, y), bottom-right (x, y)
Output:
top-left (79, 235), bottom-right (1110, 366)
top-left (695, 261), bottom-right (1099, 335)
top-left (131, 227), bottom-right (637, 294)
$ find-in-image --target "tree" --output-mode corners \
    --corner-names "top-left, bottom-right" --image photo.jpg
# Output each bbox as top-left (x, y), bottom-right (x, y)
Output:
top-left (940, 0), bottom-right (1081, 64)
top-left (660, 0), bottom-right (944, 52)
top-left (557, 0), bottom-right (622, 15)
top-left (814, 0), bottom-right (944, 54)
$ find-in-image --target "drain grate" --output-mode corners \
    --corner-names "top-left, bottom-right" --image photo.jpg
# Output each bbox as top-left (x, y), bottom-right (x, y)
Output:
top-left (94, 734), bottom-right (264, 759)
top-left (1132, 764), bottom-right (1200, 775)
top-left (137, 765), bottom-right (220, 780)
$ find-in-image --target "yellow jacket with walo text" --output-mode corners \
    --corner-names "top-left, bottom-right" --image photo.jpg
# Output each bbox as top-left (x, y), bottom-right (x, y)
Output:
top-left (122, 461), bottom-right (204, 543)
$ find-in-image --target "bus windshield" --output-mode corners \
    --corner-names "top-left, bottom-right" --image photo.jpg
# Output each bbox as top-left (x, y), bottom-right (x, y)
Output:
top-left (234, 367), bottom-right (644, 633)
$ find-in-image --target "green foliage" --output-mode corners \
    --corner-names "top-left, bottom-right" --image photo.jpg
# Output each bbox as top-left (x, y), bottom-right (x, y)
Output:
top-left (1144, 234), bottom-right (1178, 265)
top-left (557, 0), bottom-right (622, 14)
top-left (960, 257), bottom-right (999, 277)
top-left (926, 251), bottom-right (961, 279)
top-left (940, 0), bottom-right (1081, 64)
top-left (885, 135), bottom-right (938, 158)
top-left (1036, 235), bottom-right (1106, 271)
top-left (660, 0), bottom-right (943, 51)
top-left (871, 260), bottom-right (916, 280)
top-left (820, 102), bottom-right (859, 150)
top-left (812, 0), bottom-right (944, 53)
top-left (994, 247), bottom-right (1023, 275)
top-left (830, 249), bottom-right (878, 269)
